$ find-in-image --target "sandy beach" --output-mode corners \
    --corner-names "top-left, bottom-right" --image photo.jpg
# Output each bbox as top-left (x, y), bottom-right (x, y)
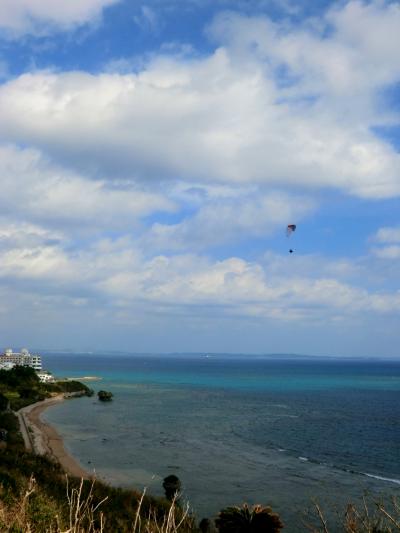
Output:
top-left (18, 396), bottom-right (93, 480)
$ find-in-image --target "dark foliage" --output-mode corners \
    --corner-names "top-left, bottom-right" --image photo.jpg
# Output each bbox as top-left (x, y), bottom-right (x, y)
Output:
top-left (200, 517), bottom-right (216, 533)
top-left (162, 474), bottom-right (182, 501)
top-left (44, 380), bottom-right (92, 395)
top-left (0, 367), bottom-right (93, 410)
top-left (0, 392), bottom-right (9, 411)
top-left (97, 390), bottom-right (113, 401)
top-left (0, 365), bottom-right (39, 388)
top-left (215, 504), bottom-right (284, 533)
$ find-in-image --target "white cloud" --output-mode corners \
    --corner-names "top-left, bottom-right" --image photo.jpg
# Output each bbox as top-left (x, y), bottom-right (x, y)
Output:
top-left (372, 245), bottom-right (400, 259)
top-left (0, 2), bottom-right (399, 198)
top-left (95, 253), bottom-right (400, 318)
top-left (0, 0), bottom-right (120, 36)
top-left (373, 226), bottom-right (400, 244)
top-left (145, 190), bottom-right (315, 251)
top-left (0, 144), bottom-right (175, 231)
top-left (209, 1), bottom-right (400, 96)
top-left (0, 64), bottom-right (396, 199)
top-left (0, 221), bottom-right (63, 249)
top-left (370, 226), bottom-right (400, 259)
top-left (0, 245), bottom-right (71, 280)
top-left (1, 1), bottom-right (400, 352)
top-left (1, 228), bottom-right (399, 323)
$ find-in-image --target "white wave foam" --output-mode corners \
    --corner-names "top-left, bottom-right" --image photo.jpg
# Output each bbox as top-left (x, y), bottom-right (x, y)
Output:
top-left (363, 472), bottom-right (400, 485)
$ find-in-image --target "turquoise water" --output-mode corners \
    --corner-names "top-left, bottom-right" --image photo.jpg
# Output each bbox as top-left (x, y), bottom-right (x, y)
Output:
top-left (42, 354), bottom-right (400, 531)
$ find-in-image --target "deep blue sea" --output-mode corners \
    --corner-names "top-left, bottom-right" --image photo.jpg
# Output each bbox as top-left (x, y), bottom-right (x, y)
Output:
top-left (41, 353), bottom-right (400, 531)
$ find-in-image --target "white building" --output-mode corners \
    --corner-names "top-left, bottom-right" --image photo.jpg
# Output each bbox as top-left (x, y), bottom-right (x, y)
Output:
top-left (0, 348), bottom-right (42, 371)
top-left (0, 361), bottom-right (15, 370)
top-left (37, 372), bottom-right (55, 383)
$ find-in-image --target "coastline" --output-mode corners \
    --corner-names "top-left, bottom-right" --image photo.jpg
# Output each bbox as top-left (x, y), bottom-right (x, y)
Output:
top-left (18, 395), bottom-right (94, 480)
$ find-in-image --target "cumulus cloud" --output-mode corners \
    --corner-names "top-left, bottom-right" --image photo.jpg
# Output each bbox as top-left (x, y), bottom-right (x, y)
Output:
top-left (0, 144), bottom-right (175, 232)
top-left (373, 226), bottom-right (400, 243)
top-left (209, 1), bottom-right (400, 96)
top-left (0, 2), bottom-right (399, 197)
top-left (145, 190), bottom-right (315, 251)
top-left (0, 221), bottom-right (63, 250)
top-left (370, 226), bottom-right (400, 259)
top-left (1, 227), bottom-right (399, 325)
top-left (0, 0), bottom-right (120, 36)
top-left (371, 245), bottom-right (400, 259)
top-left (1, 1), bottom-right (400, 351)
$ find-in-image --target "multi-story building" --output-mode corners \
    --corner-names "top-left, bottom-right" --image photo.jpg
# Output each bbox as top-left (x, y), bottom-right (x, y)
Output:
top-left (0, 348), bottom-right (42, 371)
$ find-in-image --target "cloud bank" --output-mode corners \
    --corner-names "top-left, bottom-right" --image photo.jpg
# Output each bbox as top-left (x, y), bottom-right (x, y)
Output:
top-left (0, 0), bottom-right (120, 36)
top-left (1, 1), bottom-right (400, 353)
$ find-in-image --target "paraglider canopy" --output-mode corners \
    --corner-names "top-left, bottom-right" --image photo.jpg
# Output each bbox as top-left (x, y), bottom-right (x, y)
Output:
top-left (286, 224), bottom-right (296, 236)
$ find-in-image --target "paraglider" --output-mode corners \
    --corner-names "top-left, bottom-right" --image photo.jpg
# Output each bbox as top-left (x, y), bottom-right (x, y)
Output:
top-left (286, 224), bottom-right (296, 236)
top-left (286, 224), bottom-right (296, 253)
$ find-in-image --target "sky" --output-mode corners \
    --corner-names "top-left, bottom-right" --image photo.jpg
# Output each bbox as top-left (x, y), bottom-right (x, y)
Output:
top-left (0, 0), bottom-right (399, 357)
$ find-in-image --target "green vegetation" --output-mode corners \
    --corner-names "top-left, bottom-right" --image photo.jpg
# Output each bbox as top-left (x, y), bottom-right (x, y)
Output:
top-left (46, 379), bottom-right (94, 395)
top-left (0, 392), bottom-right (8, 411)
top-left (215, 504), bottom-right (283, 533)
top-left (0, 366), bottom-right (93, 410)
top-left (163, 475), bottom-right (182, 502)
top-left (97, 390), bottom-right (113, 401)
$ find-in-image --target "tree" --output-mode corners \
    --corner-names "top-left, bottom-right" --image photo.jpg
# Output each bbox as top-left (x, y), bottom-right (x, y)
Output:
top-left (97, 390), bottom-right (113, 401)
top-left (162, 475), bottom-right (182, 502)
top-left (17, 388), bottom-right (34, 399)
top-left (0, 365), bottom-right (39, 388)
top-left (215, 503), bottom-right (283, 533)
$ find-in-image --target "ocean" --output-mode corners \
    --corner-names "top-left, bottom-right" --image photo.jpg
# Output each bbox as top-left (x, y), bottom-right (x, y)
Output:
top-left (41, 353), bottom-right (400, 530)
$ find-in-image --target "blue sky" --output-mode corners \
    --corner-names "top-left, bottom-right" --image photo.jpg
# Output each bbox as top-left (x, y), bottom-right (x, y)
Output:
top-left (0, 0), bottom-right (400, 357)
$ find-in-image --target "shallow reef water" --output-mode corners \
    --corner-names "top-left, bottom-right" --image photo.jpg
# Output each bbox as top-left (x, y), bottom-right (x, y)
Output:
top-left (43, 353), bottom-right (400, 531)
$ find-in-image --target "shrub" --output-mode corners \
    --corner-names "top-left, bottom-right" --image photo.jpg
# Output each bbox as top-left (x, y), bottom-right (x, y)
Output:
top-left (215, 503), bottom-right (283, 533)
top-left (162, 475), bottom-right (182, 502)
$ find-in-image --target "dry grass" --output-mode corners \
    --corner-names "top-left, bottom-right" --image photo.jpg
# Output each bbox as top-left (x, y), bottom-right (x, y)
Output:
top-left (61, 477), bottom-right (107, 532)
top-left (0, 476), bottom-right (192, 533)
top-left (131, 489), bottom-right (192, 533)
top-left (304, 495), bottom-right (400, 533)
top-left (0, 474), bottom-right (38, 532)
top-left (2, 474), bottom-right (398, 533)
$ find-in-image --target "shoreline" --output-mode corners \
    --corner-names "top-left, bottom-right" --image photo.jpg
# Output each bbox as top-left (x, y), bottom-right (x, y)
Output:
top-left (18, 396), bottom-right (94, 480)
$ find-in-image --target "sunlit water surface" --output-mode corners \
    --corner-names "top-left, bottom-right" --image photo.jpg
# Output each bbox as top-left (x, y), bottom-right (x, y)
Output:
top-left (42, 354), bottom-right (400, 531)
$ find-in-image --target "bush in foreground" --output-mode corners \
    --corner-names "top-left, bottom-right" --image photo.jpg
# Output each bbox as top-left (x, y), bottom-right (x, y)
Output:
top-left (215, 503), bottom-right (283, 533)
top-left (163, 475), bottom-right (182, 502)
